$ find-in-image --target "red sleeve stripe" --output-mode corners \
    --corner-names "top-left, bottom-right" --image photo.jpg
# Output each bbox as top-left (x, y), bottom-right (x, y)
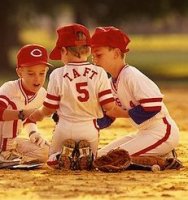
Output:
top-left (0, 100), bottom-right (8, 108)
top-left (46, 93), bottom-right (60, 101)
top-left (0, 96), bottom-right (10, 106)
top-left (100, 98), bottom-right (115, 106)
top-left (0, 108), bottom-right (6, 121)
top-left (0, 100), bottom-right (8, 121)
top-left (0, 95), bottom-right (18, 138)
top-left (98, 89), bottom-right (112, 98)
top-left (139, 98), bottom-right (162, 103)
top-left (43, 102), bottom-right (59, 109)
top-left (143, 106), bottom-right (161, 112)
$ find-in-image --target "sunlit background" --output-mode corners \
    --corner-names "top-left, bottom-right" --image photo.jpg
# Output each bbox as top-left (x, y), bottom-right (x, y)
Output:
top-left (1, 0), bottom-right (188, 85)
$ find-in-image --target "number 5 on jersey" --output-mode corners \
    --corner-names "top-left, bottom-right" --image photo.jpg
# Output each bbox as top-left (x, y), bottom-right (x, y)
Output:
top-left (76, 82), bottom-right (89, 102)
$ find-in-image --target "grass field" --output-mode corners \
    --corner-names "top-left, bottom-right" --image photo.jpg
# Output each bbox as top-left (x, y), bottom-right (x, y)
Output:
top-left (7, 29), bottom-right (187, 82)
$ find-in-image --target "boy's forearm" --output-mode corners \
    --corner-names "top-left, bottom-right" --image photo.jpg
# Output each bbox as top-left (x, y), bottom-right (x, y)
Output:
top-left (29, 106), bottom-right (55, 122)
top-left (106, 105), bottom-right (129, 118)
top-left (2, 109), bottom-right (19, 121)
top-left (2, 109), bottom-right (35, 121)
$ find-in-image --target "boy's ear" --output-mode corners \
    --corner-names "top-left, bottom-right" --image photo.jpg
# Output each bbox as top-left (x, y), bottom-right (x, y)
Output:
top-left (61, 47), bottom-right (68, 56)
top-left (16, 67), bottom-right (22, 78)
top-left (114, 48), bottom-right (122, 58)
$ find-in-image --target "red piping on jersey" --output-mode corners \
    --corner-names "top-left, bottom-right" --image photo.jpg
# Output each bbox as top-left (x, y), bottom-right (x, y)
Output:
top-left (46, 93), bottom-right (61, 101)
top-left (67, 62), bottom-right (90, 66)
top-left (132, 117), bottom-right (171, 156)
top-left (114, 65), bottom-right (128, 81)
top-left (18, 79), bottom-right (37, 104)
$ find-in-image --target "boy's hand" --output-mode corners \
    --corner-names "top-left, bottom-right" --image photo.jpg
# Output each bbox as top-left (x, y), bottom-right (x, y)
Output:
top-left (29, 131), bottom-right (46, 147)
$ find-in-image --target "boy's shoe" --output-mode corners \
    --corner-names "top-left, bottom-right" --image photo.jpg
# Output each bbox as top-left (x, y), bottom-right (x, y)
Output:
top-left (161, 149), bottom-right (183, 170)
top-left (165, 158), bottom-right (183, 170)
top-left (0, 151), bottom-right (21, 168)
top-left (47, 152), bottom-right (61, 169)
top-left (59, 139), bottom-right (76, 170)
top-left (76, 140), bottom-right (93, 170)
top-left (0, 150), bottom-right (21, 162)
top-left (161, 149), bottom-right (177, 159)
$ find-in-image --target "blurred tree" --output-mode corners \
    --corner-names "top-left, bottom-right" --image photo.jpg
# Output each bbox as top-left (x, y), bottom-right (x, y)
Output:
top-left (1, 0), bottom-right (188, 72)
top-left (0, 0), bottom-right (62, 72)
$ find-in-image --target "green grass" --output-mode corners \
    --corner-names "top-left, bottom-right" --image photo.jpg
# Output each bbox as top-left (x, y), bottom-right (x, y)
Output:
top-left (7, 29), bottom-right (188, 82)
top-left (127, 51), bottom-right (188, 79)
top-left (130, 34), bottom-right (188, 51)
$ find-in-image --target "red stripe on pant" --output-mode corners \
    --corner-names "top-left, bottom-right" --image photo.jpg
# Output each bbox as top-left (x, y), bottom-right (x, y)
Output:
top-left (132, 117), bottom-right (171, 156)
top-left (1, 138), bottom-right (8, 151)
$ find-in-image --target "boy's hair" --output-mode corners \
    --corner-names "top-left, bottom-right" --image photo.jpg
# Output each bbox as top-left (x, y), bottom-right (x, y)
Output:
top-left (108, 47), bottom-right (125, 59)
top-left (50, 24), bottom-right (91, 60)
top-left (66, 31), bottom-right (90, 58)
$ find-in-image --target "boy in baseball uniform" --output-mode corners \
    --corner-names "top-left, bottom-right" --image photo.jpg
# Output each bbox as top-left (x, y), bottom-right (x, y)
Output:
top-left (91, 27), bottom-right (180, 159)
top-left (0, 44), bottom-right (51, 163)
top-left (29, 24), bottom-right (128, 170)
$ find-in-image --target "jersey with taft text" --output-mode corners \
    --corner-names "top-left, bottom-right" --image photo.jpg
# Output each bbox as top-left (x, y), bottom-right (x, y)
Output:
top-left (44, 62), bottom-right (114, 122)
top-left (0, 79), bottom-right (46, 140)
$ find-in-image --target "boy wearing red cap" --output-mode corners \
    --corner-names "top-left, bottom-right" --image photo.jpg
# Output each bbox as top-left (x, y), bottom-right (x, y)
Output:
top-left (91, 27), bottom-right (180, 161)
top-left (0, 44), bottom-right (51, 163)
top-left (29, 24), bottom-right (128, 170)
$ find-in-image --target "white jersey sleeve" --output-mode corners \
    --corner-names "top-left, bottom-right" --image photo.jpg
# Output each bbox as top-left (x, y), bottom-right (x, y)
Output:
top-left (124, 67), bottom-right (163, 111)
top-left (43, 70), bottom-right (61, 110)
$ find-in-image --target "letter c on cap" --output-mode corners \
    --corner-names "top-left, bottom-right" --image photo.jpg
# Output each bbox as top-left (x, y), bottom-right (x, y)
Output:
top-left (30, 49), bottom-right (42, 57)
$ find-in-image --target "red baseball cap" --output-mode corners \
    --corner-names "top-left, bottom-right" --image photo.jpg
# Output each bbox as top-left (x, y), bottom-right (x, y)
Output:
top-left (50, 23), bottom-right (91, 60)
top-left (91, 26), bottom-right (130, 53)
top-left (17, 44), bottom-right (53, 68)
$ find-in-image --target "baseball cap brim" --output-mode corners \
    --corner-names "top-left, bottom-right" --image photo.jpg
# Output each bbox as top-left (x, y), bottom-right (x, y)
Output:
top-left (49, 46), bottom-right (61, 60)
top-left (91, 43), bottom-right (129, 53)
top-left (19, 61), bottom-right (53, 68)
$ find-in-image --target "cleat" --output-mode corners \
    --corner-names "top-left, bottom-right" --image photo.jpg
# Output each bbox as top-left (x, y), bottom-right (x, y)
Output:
top-left (0, 150), bottom-right (21, 162)
top-left (165, 158), bottom-right (183, 170)
top-left (161, 149), bottom-right (178, 159)
top-left (59, 139), bottom-right (76, 170)
top-left (76, 140), bottom-right (93, 170)
top-left (47, 152), bottom-right (61, 169)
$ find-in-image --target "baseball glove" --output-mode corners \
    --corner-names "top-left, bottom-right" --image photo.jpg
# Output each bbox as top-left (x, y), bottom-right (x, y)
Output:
top-left (93, 148), bottom-right (183, 172)
top-left (93, 148), bottom-right (131, 172)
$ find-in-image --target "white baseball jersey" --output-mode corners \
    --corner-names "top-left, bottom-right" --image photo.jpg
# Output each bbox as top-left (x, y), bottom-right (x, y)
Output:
top-left (98, 65), bottom-right (179, 157)
top-left (44, 62), bottom-right (114, 122)
top-left (0, 79), bottom-right (46, 150)
top-left (111, 65), bottom-right (169, 128)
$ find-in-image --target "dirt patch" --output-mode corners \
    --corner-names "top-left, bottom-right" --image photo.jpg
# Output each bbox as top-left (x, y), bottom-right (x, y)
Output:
top-left (0, 87), bottom-right (188, 200)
